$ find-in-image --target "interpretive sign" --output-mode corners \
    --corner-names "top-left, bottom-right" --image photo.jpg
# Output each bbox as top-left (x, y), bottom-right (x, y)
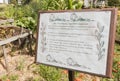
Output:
top-left (36, 8), bottom-right (117, 77)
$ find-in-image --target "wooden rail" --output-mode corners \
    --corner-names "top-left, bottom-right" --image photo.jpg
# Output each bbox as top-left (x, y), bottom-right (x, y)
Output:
top-left (0, 18), bottom-right (33, 73)
top-left (0, 31), bottom-right (33, 72)
top-left (0, 31), bottom-right (32, 46)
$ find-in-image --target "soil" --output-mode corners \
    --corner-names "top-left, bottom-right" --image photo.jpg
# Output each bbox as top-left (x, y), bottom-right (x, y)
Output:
top-left (0, 47), bottom-right (44, 81)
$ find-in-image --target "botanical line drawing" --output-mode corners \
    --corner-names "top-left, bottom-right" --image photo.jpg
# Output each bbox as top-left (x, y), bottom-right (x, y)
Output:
top-left (46, 55), bottom-right (66, 65)
top-left (40, 22), bottom-right (46, 53)
top-left (95, 23), bottom-right (105, 61)
top-left (49, 13), bottom-right (94, 22)
top-left (67, 57), bottom-right (91, 70)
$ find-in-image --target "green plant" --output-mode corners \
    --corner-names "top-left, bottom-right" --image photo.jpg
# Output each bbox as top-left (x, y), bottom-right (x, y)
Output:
top-left (35, 65), bottom-right (62, 81)
top-left (25, 76), bottom-right (44, 81)
top-left (16, 57), bottom-right (25, 71)
top-left (10, 0), bottom-right (18, 4)
top-left (115, 43), bottom-right (120, 54)
top-left (0, 4), bottom-right (15, 18)
top-left (0, 4), bottom-right (7, 11)
top-left (68, 0), bottom-right (83, 9)
top-left (112, 52), bottom-right (120, 80)
top-left (0, 74), bottom-right (18, 81)
top-left (32, 77), bottom-right (43, 81)
top-left (28, 0), bottom-right (83, 10)
top-left (28, 0), bottom-right (67, 10)
top-left (15, 17), bottom-right (36, 31)
top-left (21, 0), bottom-right (31, 5)
top-left (108, 0), bottom-right (120, 6)
top-left (117, 16), bottom-right (120, 36)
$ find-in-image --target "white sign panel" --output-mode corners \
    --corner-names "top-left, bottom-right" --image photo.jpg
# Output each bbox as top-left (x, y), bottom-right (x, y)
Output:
top-left (36, 9), bottom-right (117, 77)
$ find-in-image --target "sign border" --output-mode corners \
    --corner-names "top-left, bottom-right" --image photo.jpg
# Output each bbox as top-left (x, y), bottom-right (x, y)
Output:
top-left (35, 8), bottom-right (118, 78)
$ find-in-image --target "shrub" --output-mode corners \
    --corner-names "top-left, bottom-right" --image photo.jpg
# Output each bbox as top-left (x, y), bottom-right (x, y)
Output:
top-left (117, 16), bottom-right (120, 35)
top-left (15, 17), bottom-right (36, 31)
top-left (108, 0), bottom-right (120, 6)
top-left (35, 65), bottom-right (62, 81)
top-left (0, 74), bottom-right (18, 81)
top-left (10, 0), bottom-right (17, 4)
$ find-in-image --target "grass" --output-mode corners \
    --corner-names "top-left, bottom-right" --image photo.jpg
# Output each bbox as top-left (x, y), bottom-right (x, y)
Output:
top-left (0, 74), bottom-right (18, 81)
top-left (15, 56), bottom-right (25, 71)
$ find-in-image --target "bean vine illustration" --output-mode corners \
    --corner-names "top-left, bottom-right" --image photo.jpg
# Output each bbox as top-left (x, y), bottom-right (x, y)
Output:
top-left (46, 55), bottom-right (54, 62)
top-left (46, 55), bottom-right (65, 65)
top-left (67, 57), bottom-right (76, 66)
top-left (67, 57), bottom-right (90, 69)
top-left (49, 13), bottom-right (94, 22)
top-left (70, 13), bottom-right (78, 21)
top-left (49, 14), bottom-right (55, 21)
top-left (40, 22), bottom-right (46, 53)
top-left (95, 23), bottom-right (105, 61)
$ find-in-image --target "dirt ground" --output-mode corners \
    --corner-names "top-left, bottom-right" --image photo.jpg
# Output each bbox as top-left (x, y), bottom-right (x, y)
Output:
top-left (0, 47), bottom-right (44, 81)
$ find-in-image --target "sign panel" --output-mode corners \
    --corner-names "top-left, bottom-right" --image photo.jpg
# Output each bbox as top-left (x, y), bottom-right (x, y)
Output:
top-left (36, 8), bottom-right (117, 77)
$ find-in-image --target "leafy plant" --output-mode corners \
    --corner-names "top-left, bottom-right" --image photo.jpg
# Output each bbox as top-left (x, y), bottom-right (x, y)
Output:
top-left (112, 51), bottom-right (120, 80)
top-left (0, 74), bottom-right (18, 81)
top-left (108, 0), bottom-right (120, 6)
top-left (68, 0), bottom-right (83, 9)
top-left (117, 16), bottom-right (120, 36)
top-left (0, 4), bottom-right (14, 18)
top-left (28, 0), bottom-right (83, 10)
top-left (10, 0), bottom-right (17, 4)
top-left (35, 65), bottom-right (62, 81)
top-left (15, 17), bottom-right (36, 31)
top-left (16, 57), bottom-right (25, 71)
top-left (25, 76), bottom-right (44, 81)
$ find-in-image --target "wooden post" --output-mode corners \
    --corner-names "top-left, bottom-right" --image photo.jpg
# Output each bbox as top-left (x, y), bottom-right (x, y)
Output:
top-left (68, 70), bottom-right (75, 81)
top-left (2, 45), bottom-right (9, 72)
top-left (28, 34), bottom-right (33, 56)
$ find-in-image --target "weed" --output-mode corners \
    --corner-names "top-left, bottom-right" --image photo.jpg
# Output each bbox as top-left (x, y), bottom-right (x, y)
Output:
top-left (16, 57), bottom-right (25, 71)
top-left (35, 65), bottom-right (62, 81)
top-left (0, 74), bottom-right (18, 81)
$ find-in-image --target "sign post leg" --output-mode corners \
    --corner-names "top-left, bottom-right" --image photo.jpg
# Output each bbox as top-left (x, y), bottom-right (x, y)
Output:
top-left (68, 70), bottom-right (75, 81)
